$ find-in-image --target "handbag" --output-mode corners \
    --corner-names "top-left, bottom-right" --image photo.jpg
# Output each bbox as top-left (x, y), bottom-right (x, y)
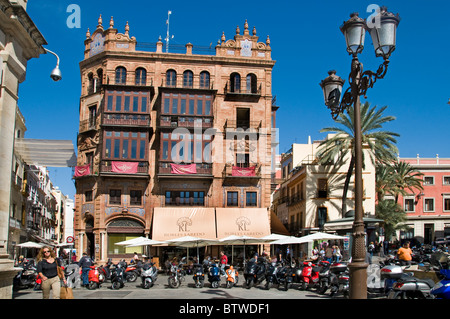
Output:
top-left (60, 284), bottom-right (74, 299)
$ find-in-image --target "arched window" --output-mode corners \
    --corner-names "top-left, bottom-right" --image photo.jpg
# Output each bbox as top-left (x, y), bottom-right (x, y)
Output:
top-left (87, 72), bottom-right (94, 94)
top-left (230, 72), bottom-right (240, 93)
top-left (96, 69), bottom-right (103, 91)
top-left (199, 71), bottom-right (210, 89)
top-left (135, 68), bottom-right (147, 85)
top-left (246, 73), bottom-right (257, 93)
top-left (115, 66), bottom-right (127, 84)
top-left (183, 70), bottom-right (193, 88)
top-left (166, 69), bottom-right (177, 87)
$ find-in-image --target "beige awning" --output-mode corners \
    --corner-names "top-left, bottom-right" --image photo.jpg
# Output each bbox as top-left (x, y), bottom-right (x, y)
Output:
top-left (14, 138), bottom-right (77, 167)
top-left (152, 207), bottom-right (216, 241)
top-left (215, 208), bottom-right (271, 239)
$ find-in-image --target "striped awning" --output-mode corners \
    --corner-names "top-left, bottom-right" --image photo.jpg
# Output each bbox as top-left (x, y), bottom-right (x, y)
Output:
top-left (14, 138), bottom-right (76, 167)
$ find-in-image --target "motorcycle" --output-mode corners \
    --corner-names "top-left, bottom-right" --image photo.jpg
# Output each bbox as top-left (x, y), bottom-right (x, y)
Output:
top-left (431, 269), bottom-right (450, 299)
top-left (97, 259), bottom-right (113, 282)
top-left (168, 257), bottom-right (186, 288)
top-left (13, 262), bottom-right (38, 291)
top-left (110, 264), bottom-right (125, 290)
top-left (279, 263), bottom-right (297, 291)
top-left (244, 257), bottom-right (267, 289)
top-left (140, 262), bottom-right (158, 289)
top-left (124, 262), bottom-right (140, 282)
top-left (192, 263), bottom-right (205, 288)
top-left (225, 265), bottom-right (239, 289)
top-left (328, 261), bottom-right (349, 298)
top-left (207, 262), bottom-right (221, 288)
top-left (380, 262), bottom-right (404, 294)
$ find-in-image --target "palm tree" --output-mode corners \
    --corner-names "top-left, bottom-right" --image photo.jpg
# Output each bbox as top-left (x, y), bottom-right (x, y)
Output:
top-left (317, 102), bottom-right (399, 216)
top-left (390, 161), bottom-right (424, 203)
top-left (375, 199), bottom-right (410, 240)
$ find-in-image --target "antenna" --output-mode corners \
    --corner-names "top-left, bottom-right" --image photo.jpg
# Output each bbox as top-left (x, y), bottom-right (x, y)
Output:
top-left (165, 10), bottom-right (173, 53)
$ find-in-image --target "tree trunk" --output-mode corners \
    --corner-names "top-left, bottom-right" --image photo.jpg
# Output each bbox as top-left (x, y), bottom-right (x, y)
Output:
top-left (341, 155), bottom-right (355, 218)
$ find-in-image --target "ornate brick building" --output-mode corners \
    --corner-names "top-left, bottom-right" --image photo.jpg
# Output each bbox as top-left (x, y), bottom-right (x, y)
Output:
top-left (74, 16), bottom-right (281, 265)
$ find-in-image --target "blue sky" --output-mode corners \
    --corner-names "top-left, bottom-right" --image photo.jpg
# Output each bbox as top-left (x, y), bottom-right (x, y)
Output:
top-left (19, 0), bottom-right (450, 200)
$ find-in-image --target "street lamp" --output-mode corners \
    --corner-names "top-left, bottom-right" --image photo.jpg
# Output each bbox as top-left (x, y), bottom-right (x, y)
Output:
top-left (44, 48), bottom-right (62, 81)
top-left (319, 6), bottom-right (400, 299)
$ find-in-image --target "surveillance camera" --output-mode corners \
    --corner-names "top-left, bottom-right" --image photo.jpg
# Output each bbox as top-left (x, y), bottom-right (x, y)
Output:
top-left (50, 67), bottom-right (62, 82)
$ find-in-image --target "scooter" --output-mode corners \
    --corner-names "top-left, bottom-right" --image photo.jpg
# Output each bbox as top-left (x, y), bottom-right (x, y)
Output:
top-left (265, 262), bottom-right (283, 290)
top-left (380, 263), bottom-right (404, 294)
top-left (88, 265), bottom-right (103, 290)
top-left (168, 257), bottom-right (186, 288)
top-left (279, 263), bottom-right (297, 291)
top-left (124, 263), bottom-right (140, 282)
top-left (244, 258), bottom-right (267, 289)
top-left (208, 262), bottom-right (221, 288)
top-left (317, 260), bottom-right (332, 294)
top-left (140, 262), bottom-right (158, 289)
top-left (328, 261), bottom-right (349, 298)
top-left (431, 269), bottom-right (450, 299)
top-left (225, 265), bottom-right (239, 289)
top-left (111, 264), bottom-right (125, 290)
top-left (299, 261), bottom-right (320, 290)
top-left (192, 263), bottom-right (205, 288)
top-left (387, 272), bottom-right (435, 299)
top-left (13, 262), bottom-right (38, 290)
top-left (97, 259), bottom-right (113, 282)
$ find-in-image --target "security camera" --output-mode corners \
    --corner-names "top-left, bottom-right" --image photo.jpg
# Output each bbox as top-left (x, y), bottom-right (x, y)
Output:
top-left (50, 67), bottom-right (62, 82)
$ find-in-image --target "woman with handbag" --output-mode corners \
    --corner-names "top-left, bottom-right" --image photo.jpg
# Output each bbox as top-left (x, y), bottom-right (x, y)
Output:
top-left (36, 246), bottom-right (67, 299)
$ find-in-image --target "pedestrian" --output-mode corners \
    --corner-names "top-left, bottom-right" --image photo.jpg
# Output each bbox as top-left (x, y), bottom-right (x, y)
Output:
top-left (397, 241), bottom-right (413, 266)
top-left (78, 252), bottom-right (93, 287)
top-left (133, 252), bottom-right (140, 263)
top-left (383, 239), bottom-right (389, 256)
top-left (368, 242), bottom-right (375, 264)
top-left (36, 246), bottom-right (66, 299)
top-left (219, 251), bottom-right (228, 276)
top-left (325, 245), bottom-right (333, 263)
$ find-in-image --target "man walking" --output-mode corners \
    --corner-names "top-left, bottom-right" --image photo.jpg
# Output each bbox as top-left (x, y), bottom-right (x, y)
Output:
top-left (219, 251), bottom-right (228, 276)
top-left (78, 252), bottom-right (93, 287)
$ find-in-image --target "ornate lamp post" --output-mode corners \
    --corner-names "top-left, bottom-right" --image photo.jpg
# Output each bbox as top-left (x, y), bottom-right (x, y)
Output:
top-left (320, 6), bottom-right (400, 299)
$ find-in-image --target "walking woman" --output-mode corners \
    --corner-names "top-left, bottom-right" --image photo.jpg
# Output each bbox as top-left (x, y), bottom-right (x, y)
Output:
top-left (36, 246), bottom-right (66, 299)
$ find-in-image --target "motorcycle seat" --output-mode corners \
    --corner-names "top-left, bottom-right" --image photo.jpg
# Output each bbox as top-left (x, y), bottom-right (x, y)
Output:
top-left (401, 276), bottom-right (435, 287)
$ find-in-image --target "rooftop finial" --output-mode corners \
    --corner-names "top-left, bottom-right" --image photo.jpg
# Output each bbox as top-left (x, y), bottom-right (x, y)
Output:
top-left (236, 25), bottom-right (240, 35)
top-left (221, 31), bottom-right (226, 42)
top-left (97, 14), bottom-right (103, 29)
top-left (125, 21), bottom-right (130, 35)
top-left (252, 26), bottom-right (257, 36)
top-left (244, 20), bottom-right (249, 35)
top-left (109, 16), bottom-right (114, 29)
top-left (86, 28), bottom-right (91, 39)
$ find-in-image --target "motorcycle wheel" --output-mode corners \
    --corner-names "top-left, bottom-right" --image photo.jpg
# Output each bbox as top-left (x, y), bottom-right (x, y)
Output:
top-left (88, 281), bottom-right (98, 290)
top-left (168, 276), bottom-right (180, 288)
top-left (301, 281), bottom-right (307, 291)
top-left (226, 281), bottom-right (233, 289)
top-left (112, 281), bottom-right (121, 290)
top-left (284, 281), bottom-right (289, 291)
top-left (318, 283), bottom-right (328, 295)
top-left (127, 271), bottom-right (138, 282)
top-left (265, 281), bottom-right (271, 290)
top-left (143, 278), bottom-right (152, 289)
top-left (245, 278), bottom-right (253, 289)
top-left (388, 290), bottom-right (406, 299)
top-left (195, 279), bottom-right (204, 288)
top-left (212, 281), bottom-right (219, 288)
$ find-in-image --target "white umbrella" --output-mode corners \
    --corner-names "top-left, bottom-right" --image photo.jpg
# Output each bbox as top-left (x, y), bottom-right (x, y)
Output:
top-left (16, 241), bottom-right (44, 248)
top-left (166, 236), bottom-right (219, 261)
top-left (126, 238), bottom-right (165, 247)
top-left (300, 232), bottom-right (347, 241)
top-left (271, 236), bottom-right (313, 245)
top-left (259, 233), bottom-right (291, 242)
top-left (115, 236), bottom-right (148, 246)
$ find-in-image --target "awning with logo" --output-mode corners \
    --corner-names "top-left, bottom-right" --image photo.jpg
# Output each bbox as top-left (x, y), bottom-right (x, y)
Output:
top-left (215, 208), bottom-right (271, 239)
top-left (152, 207), bottom-right (216, 241)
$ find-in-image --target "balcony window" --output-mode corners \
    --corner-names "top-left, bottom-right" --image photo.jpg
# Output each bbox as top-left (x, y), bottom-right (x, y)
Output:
top-left (424, 198), bottom-right (434, 212)
top-left (246, 73), bottom-right (257, 93)
top-left (246, 192), bottom-right (257, 207)
top-left (227, 191), bottom-right (239, 207)
top-left (183, 70), bottom-right (193, 88)
top-left (199, 71), bottom-right (210, 89)
top-left (230, 73), bottom-right (240, 93)
top-left (115, 67), bottom-right (127, 84)
top-left (104, 130), bottom-right (147, 160)
top-left (109, 189), bottom-right (121, 205)
top-left (166, 69), bottom-right (177, 87)
top-left (135, 68), bottom-right (147, 86)
top-left (404, 198), bottom-right (415, 212)
top-left (130, 190), bottom-right (142, 205)
top-left (317, 179), bottom-right (328, 198)
top-left (423, 176), bottom-right (434, 185)
top-left (165, 191), bottom-right (205, 206)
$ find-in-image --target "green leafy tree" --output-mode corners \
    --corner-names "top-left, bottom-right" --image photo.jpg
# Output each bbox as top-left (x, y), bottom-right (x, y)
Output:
top-left (375, 199), bottom-right (410, 240)
top-left (317, 102), bottom-right (399, 216)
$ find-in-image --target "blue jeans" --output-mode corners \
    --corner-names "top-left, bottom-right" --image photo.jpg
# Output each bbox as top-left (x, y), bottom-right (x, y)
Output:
top-left (81, 267), bottom-right (90, 285)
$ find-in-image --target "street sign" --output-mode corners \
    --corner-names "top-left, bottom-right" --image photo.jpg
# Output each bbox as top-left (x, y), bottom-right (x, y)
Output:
top-left (66, 236), bottom-right (74, 243)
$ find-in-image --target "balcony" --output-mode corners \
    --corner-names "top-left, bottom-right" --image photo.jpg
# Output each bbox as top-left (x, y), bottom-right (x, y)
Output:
top-left (79, 119), bottom-right (98, 133)
top-left (100, 160), bottom-right (149, 178)
top-left (224, 119), bottom-right (261, 132)
top-left (222, 163), bottom-right (261, 179)
top-left (158, 162), bottom-right (213, 179)
top-left (224, 81), bottom-right (261, 102)
top-left (103, 113), bottom-right (150, 127)
top-left (159, 115), bottom-right (213, 130)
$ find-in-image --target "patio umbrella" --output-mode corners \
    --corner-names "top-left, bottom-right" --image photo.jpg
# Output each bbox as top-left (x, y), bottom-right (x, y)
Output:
top-left (166, 236), bottom-right (219, 262)
top-left (270, 236), bottom-right (313, 245)
top-left (16, 241), bottom-right (44, 248)
top-left (126, 238), bottom-right (166, 260)
top-left (219, 235), bottom-right (269, 265)
top-left (300, 232), bottom-right (347, 241)
top-left (115, 236), bottom-right (148, 246)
